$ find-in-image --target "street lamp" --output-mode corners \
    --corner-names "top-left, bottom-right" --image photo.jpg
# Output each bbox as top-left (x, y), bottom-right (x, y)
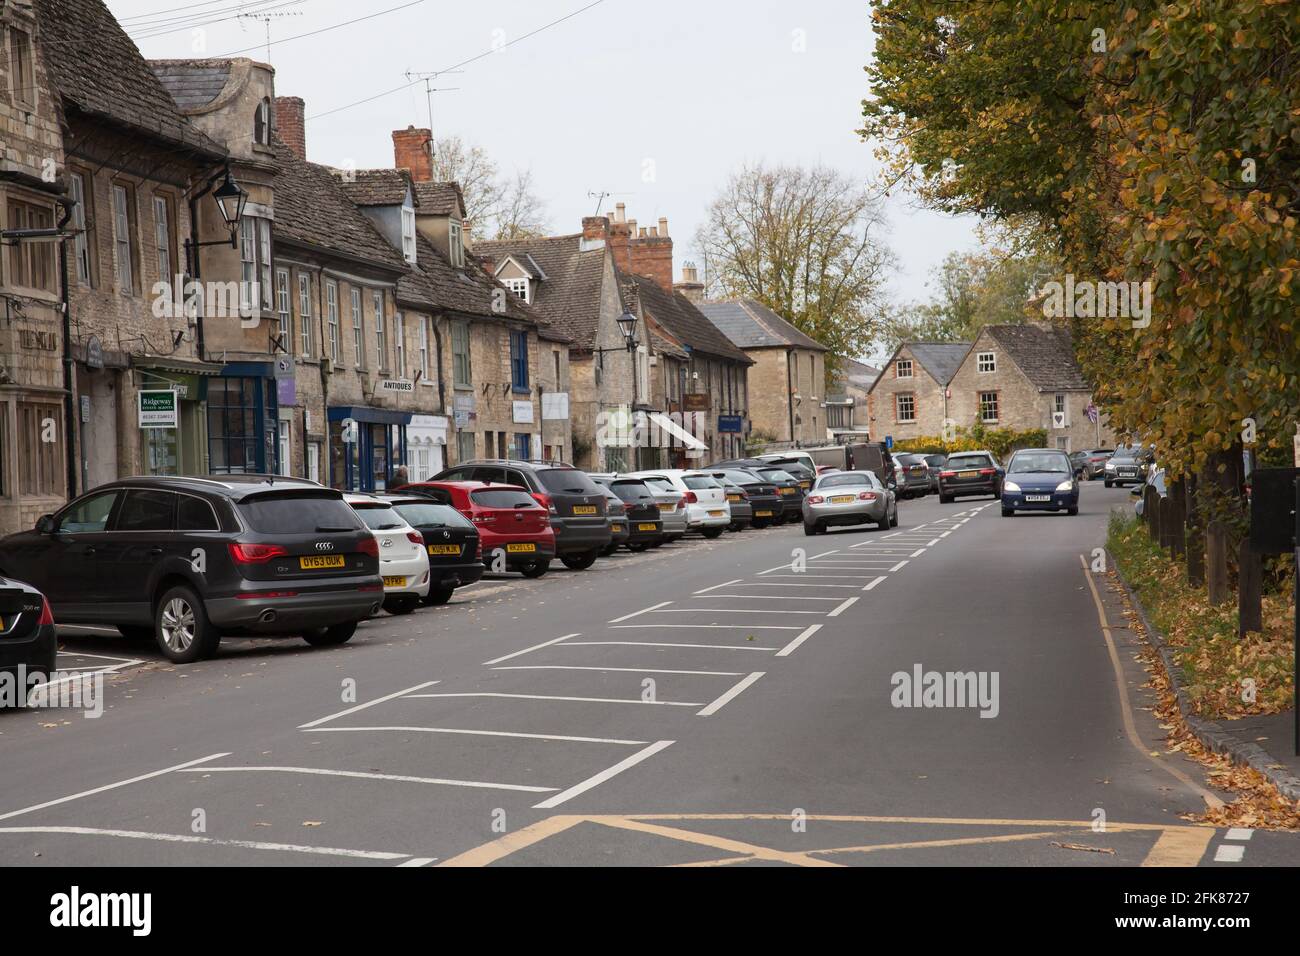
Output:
top-left (616, 310), bottom-right (639, 350)
top-left (212, 169), bottom-right (248, 242)
top-left (184, 165), bottom-right (248, 361)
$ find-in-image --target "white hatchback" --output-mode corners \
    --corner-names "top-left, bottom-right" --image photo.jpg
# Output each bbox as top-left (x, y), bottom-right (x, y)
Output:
top-left (345, 494), bottom-right (430, 614)
top-left (626, 470), bottom-right (731, 538)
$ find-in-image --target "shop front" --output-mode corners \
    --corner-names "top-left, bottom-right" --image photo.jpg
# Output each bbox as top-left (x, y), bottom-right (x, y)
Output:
top-left (406, 414), bottom-right (448, 481)
top-left (328, 405), bottom-right (411, 492)
top-left (134, 359), bottom-right (221, 477)
top-left (207, 362), bottom-right (280, 475)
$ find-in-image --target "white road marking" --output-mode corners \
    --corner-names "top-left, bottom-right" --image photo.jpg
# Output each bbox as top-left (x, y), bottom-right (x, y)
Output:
top-left (496, 664), bottom-right (743, 676)
top-left (910, 549), bottom-right (926, 557)
top-left (693, 579), bottom-right (743, 594)
top-left (1214, 844), bottom-right (1245, 862)
top-left (884, 531), bottom-right (903, 538)
top-left (481, 634), bottom-right (580, 666)
top-left (827, 597), bottom-right (859, 618)
top-left (608, 601), bottom-right (673, 624)
top-left (299, 680), bottom-right (441, 729)
top-left (407, 691), bottom-right (702, 707)
top-left (308, 725), bottom-right (647, 745)
top-left (561, 640), bottom-right (777, 651)
top-left (794, 563), bottom-right (898, 570)
top-left (182, 765), bottom-right (556, 793)
top-left (926, 538), bottom-right (940, 546)
top-left (862, 576), bottom-right (887, 591)
top-left (692, 594), bottom-right (843, 601)
top-left (809, 550), bottom-right (841, 559)
top-left (733, 582), bottom-right (860, 588)
top-left (533, 740), bottom-right (674, 809)
top-left (1225, 828), bottom-right (1254, 841)
top-left (611, 622), bottom-right (802, 630)
top-left (776, 624), bottom-right (823, 657)
top-left (759, 573), bottom-right (876, 581)
top-left (940, 531), bottom-right (951, 538)
top-left (0, 826), bottom-right (411, 861)
top-left (398, 857), bottom-right (438, 867)
top-left (890, 561), bottom-right (909, 572)
top-left (697, 672), bottom-right (765, 716)
top-left (654, 607), bottom-right (824, 615)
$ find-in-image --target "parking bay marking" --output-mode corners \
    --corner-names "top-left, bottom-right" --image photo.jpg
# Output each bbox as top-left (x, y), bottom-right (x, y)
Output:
top-left (299, 680), bottom-right (442, 729)
top-left (494, 665), bottom-right (744, 677)
top-left (181, 765), bottom-right (557, 794)
top-left (826, 597), bottom-right (859, 618)
top-left (694, 579), bottom-right (743, 594)
top-left (776, 624), bottom-right (823, 657)
top-left (650, 607), bottom-right (826, 615)
top-left (306, 725), bottom-right (650, 746)
top-left (482, 633), bottom-right (580, 666)
top-left (691, 594), bottom-right (842, 601)
top-left (862, 576), bottom-right (887, 591)
top-left (608, 601), bottom-right (673, 624)
top-left (0, 826), bottom-right (414, 862)
top-left (533, 740), bottom-right (674, 810)
top-left (735, 580), bottom-right (861, 588)
top-left (698, 672), bottom-right (765, 716)
top-left (610, 623), bottom-right (804, 631)
top-left (561, 641), bottom-right (778, 652)
top-left (405, 691), bottom-right (704, 707)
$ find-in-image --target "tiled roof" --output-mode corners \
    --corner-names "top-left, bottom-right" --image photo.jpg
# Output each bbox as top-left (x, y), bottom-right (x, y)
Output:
top-left (843, 357), bottom-right (881, 388)
top-left (645, 315), bottom-right (689, 361)
top-left (271, 139), bottom-right (407, 271)
top-left (624, 273), bottom-right (753, 365)
top-left (477, 234), bottom-right (606, 345)
top-left (697, 298), bottom-right (827, 351)
top-left (906, 342), bottom-right (971, 385)
top-left (984, 324), bottom-right (1089, 390)
top-left (334, 169), bottom-right (412, 207)
top-left (413, 181), bottom-right (465, 217)
top-left (33, 0), bottom-right (224, 155)
top-left (150, 60), bottom-right (233, 110)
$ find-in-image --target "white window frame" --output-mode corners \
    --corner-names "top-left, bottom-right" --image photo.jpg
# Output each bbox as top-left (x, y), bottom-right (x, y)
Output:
top-left (979, 391), bottom-right (999, 423)
top-left (449, 219), bottom-right (465, 268)
top-left (895, 392), bottom-right (915, 423)
top-left (373, 290), bottom-right (387, 370)
top-left (326, 280), bottom-right (340, 365)
top-left (298, 273), bottom-right (313, 357)
top-left (401, 204), bottom-right (417, 263)
top-left (452, 319), bottom-right (471, 387)
top-left (895, 358), bottom-right (912, 379)
top-left (505, 277), bottom-right (528, 302)
top-left (394, 312), bottom-right (406, 377)
top-left (977, 351), bottom-right (996, 373)
top-left (153, 195), bottom-right (171, 285)
top-left (275, 268), bottom-right (291, 342)
top-left (111, 184), bottom-right (133, 293)
top-left (417, 316), bottom-right (429, 381)
top-left (69, 172), bottom-right (91, 285)
top-left (351, 288), bottom-right (365, 368)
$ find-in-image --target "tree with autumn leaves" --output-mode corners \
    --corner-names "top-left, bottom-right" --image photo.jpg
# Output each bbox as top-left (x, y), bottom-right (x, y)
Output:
top-left (862, 0), bottom-right (1299, 612)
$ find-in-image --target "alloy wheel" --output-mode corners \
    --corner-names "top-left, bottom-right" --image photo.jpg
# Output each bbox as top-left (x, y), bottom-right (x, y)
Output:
top-left (161, 597), bottom-right (196, 653)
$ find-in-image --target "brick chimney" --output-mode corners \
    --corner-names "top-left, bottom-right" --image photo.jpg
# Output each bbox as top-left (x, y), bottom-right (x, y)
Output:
top-left (674, 261), bottom-right (705, 304)
top-left (581, 216), bottom-right (610, 244)
top-left (393, 126), bottom-right (433, 182)
top-left (275, 96), bottom-right (306, 160)
top-left (599, 206), bottom-right (674, 292)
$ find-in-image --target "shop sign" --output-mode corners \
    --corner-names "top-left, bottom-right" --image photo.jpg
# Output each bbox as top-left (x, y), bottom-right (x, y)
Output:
top-left (138, 390), bottom-right (178, 429)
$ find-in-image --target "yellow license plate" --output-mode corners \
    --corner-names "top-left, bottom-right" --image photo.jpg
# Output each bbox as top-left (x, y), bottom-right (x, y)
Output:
top-left (383, 575), bottom-right (407, 588)
top-left (637, 523), bottom-right (657, 531)
top-left (779, 488), bottom-right (796, 496)
top-left (830, 495), bottom-right (855, 504)
top-left (428, 544), bottom-right (461, 556)
top-left (755, 510), bottom-right (773, 517)
top-left (506, 542), bottom-right (536, 553)
top-left (0, 615), bottom-right (5, 630)
top-left (726, 494), bottom-right (741, 501)
top-left (657, 503), bottom-right (673, 511)
top-left (572, 505), bottom-right (597, 515)
top-left (960, 470), bottom-right (978, 478)
top-left (300, 555), bottom-right (345, 570)
top-left (799, 482), bottom-right (811, 490)
top-left (708, 509), bottom-right (724, 517)
top-left (611, 524), bottom-right (625, 533)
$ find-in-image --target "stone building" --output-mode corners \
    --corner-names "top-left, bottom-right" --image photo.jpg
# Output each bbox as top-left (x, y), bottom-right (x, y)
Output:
top-left (696, 296), bottom-right (828, 449)
top-left (824, 357), bottom-right (879, 441)
top-left (867, 342), bottom-right (970, 442)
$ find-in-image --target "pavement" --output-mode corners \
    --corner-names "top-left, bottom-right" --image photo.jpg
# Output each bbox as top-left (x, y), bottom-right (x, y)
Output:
top-left (1, 484), bottom-right (1297, 867)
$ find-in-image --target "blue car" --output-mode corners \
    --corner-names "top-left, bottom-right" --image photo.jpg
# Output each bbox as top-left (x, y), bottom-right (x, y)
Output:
top-left (1000, 448), bottom-right (1080, 517)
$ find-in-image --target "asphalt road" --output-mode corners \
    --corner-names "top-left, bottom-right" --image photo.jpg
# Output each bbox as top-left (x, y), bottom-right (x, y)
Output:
top-left (2, 484), bottom-right (1297, 867)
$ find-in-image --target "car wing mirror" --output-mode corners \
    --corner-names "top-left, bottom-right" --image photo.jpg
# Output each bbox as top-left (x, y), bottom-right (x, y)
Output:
top-left (35, 514), bottom-right (55, 534)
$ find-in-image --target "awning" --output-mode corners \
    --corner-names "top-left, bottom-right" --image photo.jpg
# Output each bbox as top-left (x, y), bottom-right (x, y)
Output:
top-left (328, 405), bottom-right (412, 426)
top-left (130, 356), bottom-right (225, 377)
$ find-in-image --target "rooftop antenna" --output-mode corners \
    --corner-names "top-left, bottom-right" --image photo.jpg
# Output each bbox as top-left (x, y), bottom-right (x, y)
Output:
top-left (236, 3), bottom-right (305, 62)
top-left (403, 69), bottom-right (464, 138)
top-left (588, 191), bottom-right (611, 215)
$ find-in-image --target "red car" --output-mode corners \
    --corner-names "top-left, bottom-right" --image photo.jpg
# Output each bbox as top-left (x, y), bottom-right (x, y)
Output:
top-left (402, 481), bottom-right (555, 578)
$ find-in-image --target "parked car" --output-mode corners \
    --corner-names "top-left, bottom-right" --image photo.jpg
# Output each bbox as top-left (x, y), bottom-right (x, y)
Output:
top-left (1001, 449), bottom-right (1080, 516)
top-left (0, 476), bottom-right (383, 663)
top-left (634, 475), bottom-right (689, 542)
top-left (802, 470), bottom-right (897, 535)
top-left (627, 470), bottom-right (730, 538)
top-left (892, 453), bottom-right (935, 498)
top-left (1070, 448), bottom-right (1114, 480)
top-left (922, 454), bottom-right (948, 492)
top-left (937, 450), bottom-right (1004, 502)
top-left (0, 575), bottom-right (56, 695)
top-left (592, 476), bottom-right (664, 551)
top-left (1103, 445), bottom-right (1154, 487)
top-left (344, 494), bottom-right (430, 615)
top-left (1132, 465), bottom-right (1168, 516)
top-left (431, 460), bottom-right (610, 570)
top-left (752, 466), bottom-right (805, 522)
top-left (718, 477), bottom-right (753, 531)
top-left (595, 483), bottom-right (631, 556)
top-left (382, 495), bottom-right (483, 606)
top-left (709, 468), bottom-right (783, 528)
top-left (403, 481), bottom-right (555, 577)
top-left (757, 450), bottom-right (818, 477)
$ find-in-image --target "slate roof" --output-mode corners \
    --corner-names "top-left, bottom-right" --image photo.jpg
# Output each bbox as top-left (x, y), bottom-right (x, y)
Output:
top-left (150, 60), bottom-right (233, 110)
top-left (645, 315), bottom-right (689, 361)
top-left (33, 0), bottom-right (224, 155)
top-left (271, 139), bottom-right (407, 271)
top-left (696, 299), bottom-right (827, 352)
top-left (477, 234), bottom-right (607, 345)
top-left (843, 357), bottom-right (881, 389)
top-left (624, 273), bottom-right (752, 365)
top-left (906, 342), bottom-right (971, 385)
top-left (334, 169), bottom-right (412, 207)
top-left (413, 181), bottom-right (465, 217)
top-left (983, 324), bottom-right (1089, 390)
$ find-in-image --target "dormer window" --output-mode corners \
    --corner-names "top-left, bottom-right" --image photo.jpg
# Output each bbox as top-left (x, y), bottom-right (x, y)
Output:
top-left (449, 219), bottom-right (465, 268)
top-left (401, 204), bottom-right (416, 264)
top-left (254, 98), bottom-right (270, 146)
top-left (505, 277), bottom-right (529, 303)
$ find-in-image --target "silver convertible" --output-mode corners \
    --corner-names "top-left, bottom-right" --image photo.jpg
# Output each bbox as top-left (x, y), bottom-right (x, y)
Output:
top-left (801, 470), bottom-right (898, 535)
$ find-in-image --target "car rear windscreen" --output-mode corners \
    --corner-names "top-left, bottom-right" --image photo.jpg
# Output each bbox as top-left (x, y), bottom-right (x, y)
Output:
top-left (819, 473), bottom-right (877, 489)
top-left (642, 477), bottom-right (676, 494)
top-left (393, 502), bottom-right (473, 529)
top-left (353, 505), bottom-right (406, 531)
top-left (947, 455), bottom-right (994, 469)
top-left (472, 489), bottom-right (540, 509)
top-left (611, 480), bottom-right (656, 502)
top-left (758, 469), bottom-right (794, 482)
top-left (537, 468), bottom-right (602, 495)
top-left (683, 475), bottom-right (721, 490)
top-left (238, 493), bottom-right (363, 534)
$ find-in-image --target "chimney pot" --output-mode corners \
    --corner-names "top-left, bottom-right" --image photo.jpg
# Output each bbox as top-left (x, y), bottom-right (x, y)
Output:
top-left (639, 227), bottom-right (647, 238)
top-left (658, 217), bottom-right (668, 237)
top-left (274, 96), bottom-right (306, 160)
top-left (615, 202), bottom-right (626, 222)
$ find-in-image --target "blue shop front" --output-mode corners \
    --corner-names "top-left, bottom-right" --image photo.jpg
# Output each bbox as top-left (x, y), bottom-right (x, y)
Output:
top-left (328, 405), bottom-right (411, 492)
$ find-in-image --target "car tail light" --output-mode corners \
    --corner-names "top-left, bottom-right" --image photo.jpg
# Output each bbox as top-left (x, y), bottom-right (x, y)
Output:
top-left (808, 495), bottom-right (824, 504)
top-left (683, 491), bottom-right (698, 504)
top-left (675, 498), bottom-right (685, 511)
top-left (228, 542), bottom-right (288, 564)
top-left (531, 492), bottom-right (557, 514)
top-left (357, 537), bottom-right (379, 559)
top-left (473, 512), bottom-right (496, 523)
top-left (979, 468), bottom-right (996, 476)
top-left (940, 470), bottom-right (956, 479)
top-left (406, 531), bottom-right (423, 546)
top-left (37, 596), bottom-right (54, 627)
top-left (235, 590), bottom-right (300, 600)
top-left (358, 583), bottom-right (384, 592)
top-left (858, 492), bottom-right (878, 501)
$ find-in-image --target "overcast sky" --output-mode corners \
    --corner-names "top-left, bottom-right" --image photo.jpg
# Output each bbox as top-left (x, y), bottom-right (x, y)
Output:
top-left (112, 0), bottom-right (981, 360)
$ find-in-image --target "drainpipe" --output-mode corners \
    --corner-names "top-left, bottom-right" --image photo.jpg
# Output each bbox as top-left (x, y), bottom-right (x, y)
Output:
top-left (57, 197), bottom-right (76, 499)
top-left (786, 348), bottom-right (796, 446)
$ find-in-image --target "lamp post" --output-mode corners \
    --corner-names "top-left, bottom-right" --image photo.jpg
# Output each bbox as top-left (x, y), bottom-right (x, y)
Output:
top-left (184, 167), bottom-right (247, 361)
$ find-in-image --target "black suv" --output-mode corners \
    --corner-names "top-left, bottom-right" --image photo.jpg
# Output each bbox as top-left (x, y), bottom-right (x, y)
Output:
top-left (430, 460), bottom-right (611, 570)
top-left (0, 476), bottom-right (383, 664)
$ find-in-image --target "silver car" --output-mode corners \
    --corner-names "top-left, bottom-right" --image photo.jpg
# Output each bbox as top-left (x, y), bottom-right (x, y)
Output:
top-left (802, 470), bottom-right (897, 536)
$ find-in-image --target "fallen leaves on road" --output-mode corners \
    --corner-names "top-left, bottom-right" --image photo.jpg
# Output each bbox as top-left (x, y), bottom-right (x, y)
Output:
top-left (1050, 842), bottom-right (1115, 854)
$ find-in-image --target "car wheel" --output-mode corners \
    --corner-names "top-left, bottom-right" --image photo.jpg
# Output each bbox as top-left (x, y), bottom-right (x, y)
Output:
top-left (384, 595), bottom-right (420, 615)
top-left (519, 559), bottom-right (550, 579)
top-left (302, 621), bottom-right (358, 647)
top-left (1104, 479), bottom-right (1113, 488)
top-left (939, 494), bottom-right (953, 504)
top-left (1067, 506), bottom-right (1079, 516)
top-left (423, 584), bottom-right (455, 606)
top-left (701, 527), bottom-right (725, 539)
top-left (154, 585), bottom-right (220, 664)
top-left (890, 507), bottom-right (899, 528)
top-left (1001, 507), bottom-right (1014, 517)
top-left (803, 522), bottom-right (818, 536)
top-left (560, 549), bottom-right (600, 571)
